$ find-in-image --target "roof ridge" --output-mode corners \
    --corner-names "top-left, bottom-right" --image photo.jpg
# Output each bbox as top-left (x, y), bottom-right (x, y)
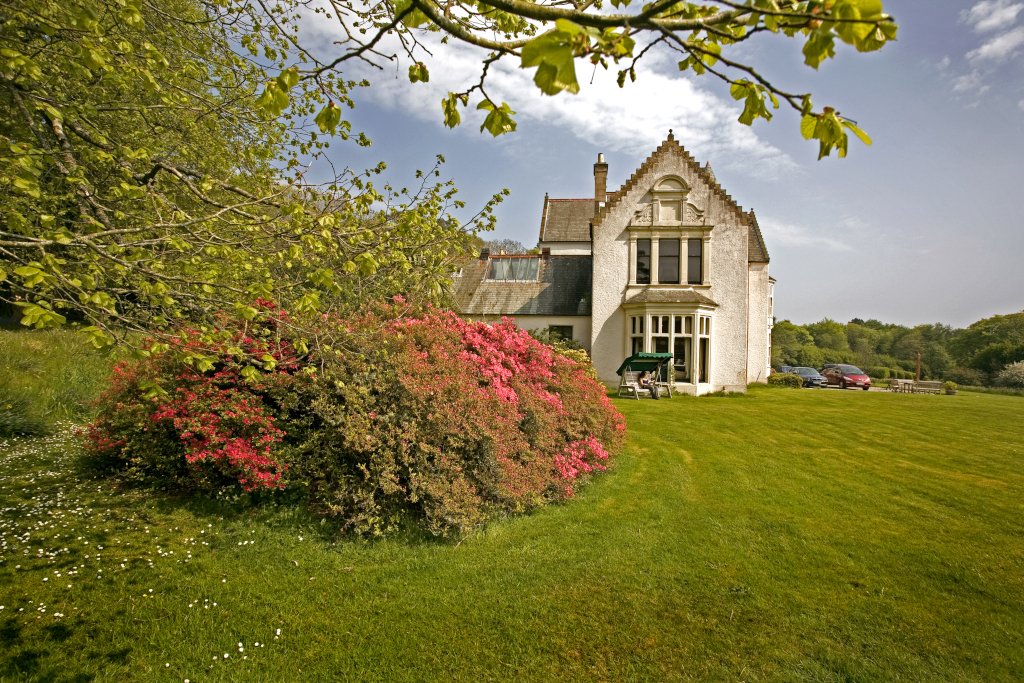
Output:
top-left (593, 136), bottom-right (747, 228)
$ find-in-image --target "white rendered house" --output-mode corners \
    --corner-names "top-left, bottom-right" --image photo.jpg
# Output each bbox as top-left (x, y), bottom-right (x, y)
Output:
top-left (454, 133), bottom-right (774, 394)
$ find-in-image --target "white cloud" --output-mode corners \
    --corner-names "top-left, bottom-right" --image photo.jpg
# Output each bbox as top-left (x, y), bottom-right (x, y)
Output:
top-left (966, 25), bottom-right (1024, 61)
top-left (757, 217), bottom-right (853, 252)
top-left (961, 0), bottom-right (1024, 33)
top-left (298, 21), bottom-right (794, 177)
top-left (951, 69), bottom-right (985, 91)
top-left (1018, 99), bottom-right (1024, 111)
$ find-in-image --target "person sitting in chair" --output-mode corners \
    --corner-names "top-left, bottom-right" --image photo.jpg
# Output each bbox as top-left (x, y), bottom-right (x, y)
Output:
top-left (638, 371), bottom-right (651, 387)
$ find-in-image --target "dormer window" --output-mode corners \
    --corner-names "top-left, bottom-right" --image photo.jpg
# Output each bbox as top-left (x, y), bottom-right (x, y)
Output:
top-left (487, 256), bottom-right (539, 281)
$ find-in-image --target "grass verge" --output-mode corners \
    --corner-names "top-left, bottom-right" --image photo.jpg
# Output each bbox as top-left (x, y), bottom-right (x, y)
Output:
top-left (0, 329), bottom-right (112, 436)
top-left (1, 387), bottom-right (1022, 681)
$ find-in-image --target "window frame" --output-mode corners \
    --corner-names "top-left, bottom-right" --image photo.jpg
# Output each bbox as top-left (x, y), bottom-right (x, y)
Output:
top-left (658, 238), bottom-right (680, 284)
top-left (687, 238), bottom-right (703, 285)
top-left (485, 256), bottom-right (540, 282)
top-left (636, 239), bottom-right (652, 285)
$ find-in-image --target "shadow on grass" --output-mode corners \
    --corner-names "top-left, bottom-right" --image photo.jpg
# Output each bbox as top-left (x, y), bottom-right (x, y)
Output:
top-left (0, 617), bottom-right (107, 682)
top-left (79, 460), bottom-right (467, 550)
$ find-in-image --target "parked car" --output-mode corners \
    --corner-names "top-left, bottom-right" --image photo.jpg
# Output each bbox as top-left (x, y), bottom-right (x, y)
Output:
top-left (776, 365), bottom-right (793, 375)
top-left (822, 364), bottom-right (872, 390)
top-left (791, 366), bottom-right (828, 388)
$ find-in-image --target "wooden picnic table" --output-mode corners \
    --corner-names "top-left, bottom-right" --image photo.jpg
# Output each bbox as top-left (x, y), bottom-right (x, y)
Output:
top-left (888, 378), bottom-right (915, 393)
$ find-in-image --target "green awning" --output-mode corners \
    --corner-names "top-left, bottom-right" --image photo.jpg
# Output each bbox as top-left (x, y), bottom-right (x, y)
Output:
top-left (616, 352), bottom-right (674, 376)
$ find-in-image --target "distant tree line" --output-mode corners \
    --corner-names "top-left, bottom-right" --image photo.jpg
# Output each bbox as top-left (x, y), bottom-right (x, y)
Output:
top-left (772, 311), bottom-right (1024, 385)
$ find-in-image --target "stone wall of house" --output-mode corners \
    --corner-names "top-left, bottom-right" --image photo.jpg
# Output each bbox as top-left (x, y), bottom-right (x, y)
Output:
top-left (747, 262), bottom-right (772, 384)
top-left (590, 140), bottom-right (753, 393)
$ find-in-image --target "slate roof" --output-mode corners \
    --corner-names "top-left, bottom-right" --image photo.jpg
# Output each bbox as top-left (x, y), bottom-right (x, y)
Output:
top-left (538, 196), bottom-right (605, 243)
top-left (452, 255), bottom-right (592, 316)
top-left (747, 210), bottom-right (770, 263)
top-left (624, 289), bottom-right (718, 306)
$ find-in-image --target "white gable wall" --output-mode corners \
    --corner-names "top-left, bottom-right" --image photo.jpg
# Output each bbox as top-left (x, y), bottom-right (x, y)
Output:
top-left (747, 263), bottom-right (771, 384)
top-left (590, 142), bottom-right (755, 393)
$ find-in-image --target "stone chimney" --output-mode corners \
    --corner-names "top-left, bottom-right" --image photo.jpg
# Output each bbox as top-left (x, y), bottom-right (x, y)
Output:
top-left (593, 153), bottom-right (608, 218)
top-left (479, 248), bottom-right (490, 260)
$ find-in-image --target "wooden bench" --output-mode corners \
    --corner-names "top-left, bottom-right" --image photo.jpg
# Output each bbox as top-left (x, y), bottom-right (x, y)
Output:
top-left (912, 380), bottom-right (943, 394)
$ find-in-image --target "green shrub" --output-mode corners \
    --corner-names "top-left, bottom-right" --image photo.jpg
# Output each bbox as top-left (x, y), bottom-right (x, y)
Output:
top-left (944, 366), bottom-right (986, 387)
top-left (867, 366), bottom-right (890, 380)
top-left (768, 372), bottom-right (803, 388)
top-left (943, 381), bottom-right (958, 393)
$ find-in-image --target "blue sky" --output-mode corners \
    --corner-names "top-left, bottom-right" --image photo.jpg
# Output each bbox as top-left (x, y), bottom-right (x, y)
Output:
top-left (308, 0), bottom-right (1024, 328)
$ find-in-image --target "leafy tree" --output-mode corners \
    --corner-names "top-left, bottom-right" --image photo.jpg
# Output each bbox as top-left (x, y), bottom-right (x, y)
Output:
top-left (949, 311), bottom-right (1024, 373)
top-left (303, 0), bottom-right (896, 157)
top-left (1, 0), bottom-right (505, 354)
top-left (770, 318), bottom-right (811, 366)
top-left (482, 238), bottom-right (530, 254)
top-left (806, 318), bottom-right (849, 352)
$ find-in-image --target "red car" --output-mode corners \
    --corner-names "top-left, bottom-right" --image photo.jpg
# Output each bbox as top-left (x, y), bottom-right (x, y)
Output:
top-left (822, 364), bottom-right (872, 390)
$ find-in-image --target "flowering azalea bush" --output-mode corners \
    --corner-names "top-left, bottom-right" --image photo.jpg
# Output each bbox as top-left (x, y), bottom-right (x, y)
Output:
top-left (85, 301), bottom-right (306, 492)
top-left (295, 303), bottom-right (626, 535)
top-left (86, 300), bottom-right (626, 535)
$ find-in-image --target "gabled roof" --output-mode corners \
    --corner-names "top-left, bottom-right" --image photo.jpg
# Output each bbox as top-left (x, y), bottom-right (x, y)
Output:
top-left (624, 289), bottom-right (718, 306)
top-left (594, 133), bottom-right (765, 266)
top-left (452, 255), bottom-right (592, 316)
top-left (747, 210), bottom-right (770, 263)
top-left (539, 196), bottom-right (594, 243)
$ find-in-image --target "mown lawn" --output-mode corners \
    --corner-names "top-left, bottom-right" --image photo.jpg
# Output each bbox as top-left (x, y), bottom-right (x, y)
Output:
top-left (1, 388), bottom-right (1022, 682)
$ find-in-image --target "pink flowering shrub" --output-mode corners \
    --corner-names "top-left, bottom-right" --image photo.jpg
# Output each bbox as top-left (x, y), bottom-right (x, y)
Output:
top-left (297, 303), bottom-right (626, 535)
top-left (85, 299), bottom-right (626, 535)
top-left (85, 301), bottom-right (304, 492)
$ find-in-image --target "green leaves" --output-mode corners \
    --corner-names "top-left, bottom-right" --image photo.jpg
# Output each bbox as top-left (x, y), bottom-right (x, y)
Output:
top-left (803, 0), bottom-right (896, 68)
top-left (257, 68), bottom-right (299, 116)
top-left (477, 100), bottom-right (517, 137)
top-left (393, 0), bottom-right (430, 28)
top-left (314, 102), bottom-right (342, 134)
top-left (408, 62), bottom-right (429, 83)
top-left (256, 81), bottom-right (290, 116)
top-left (730, 80), bottom-right (779, 125)
top-left (802, 30), bottom-right (836, 69)
top-left (442, 92), bottom-right (464, 128)
top-left (521, 20), bottom-right (585, 96)
top-left (16, 303), bottom-right (66, 329)
top-left (678, 41), bottom-right (721, 75)
top-left (800, 108), bottom-right (872, 159)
